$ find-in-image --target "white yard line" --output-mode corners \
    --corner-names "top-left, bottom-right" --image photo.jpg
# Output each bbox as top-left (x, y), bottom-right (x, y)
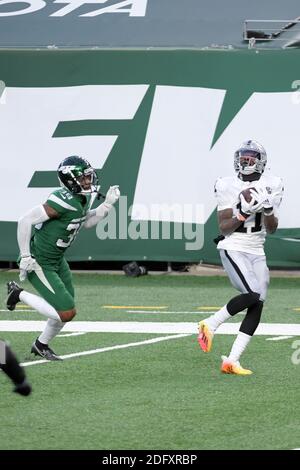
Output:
top-left (0, 309), bottom-right (35, 312)
top-left (266, 336), bottom-right (294, 341)
top-left (1, 320), bottom-right (300, 336)
top-left (20, 334), bottom-right (190, 367)
top-left (127, 310), bottom-right (244, 315)
top-left (126, 310), bottom-right (215, 314)
top-left (57, 332), bottom-right (87, 338)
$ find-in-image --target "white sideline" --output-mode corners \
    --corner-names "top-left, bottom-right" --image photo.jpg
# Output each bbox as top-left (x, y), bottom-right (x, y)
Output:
top-left (20, 333), bottom-right (190, 367)
top-left (1, 320), bottom-right (300, 335)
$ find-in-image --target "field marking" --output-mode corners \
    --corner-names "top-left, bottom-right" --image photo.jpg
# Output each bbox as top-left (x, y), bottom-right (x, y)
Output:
top-left (103, 306), bottom-right (168, 310)
top-left (1, 320), bottom-right (300, 336)
top-left (57, 332), bottom-right (87, 338)
top-left (20, 333), bottom-right (190, 367)
top-left (197, 307), bottom-right (222, 310)
top-left (125, 310), bottom-right (246, 315)
top-left (0, 309), bottom-right (35, 312)
top-left (266, 336), bottom-right (294, 341)
top-left (126, 310), bottom-right (216, 314)
top-left (1, 309), bottom-right (213, 315)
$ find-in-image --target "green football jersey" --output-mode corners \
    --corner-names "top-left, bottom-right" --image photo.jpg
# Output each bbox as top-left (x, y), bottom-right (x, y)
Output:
top-left (31, 188), bottom-right (92, 270)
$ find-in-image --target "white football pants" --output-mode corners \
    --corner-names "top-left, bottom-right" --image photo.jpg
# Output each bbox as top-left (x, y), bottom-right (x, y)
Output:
top-left (219, 249), bottom-right (269, 301)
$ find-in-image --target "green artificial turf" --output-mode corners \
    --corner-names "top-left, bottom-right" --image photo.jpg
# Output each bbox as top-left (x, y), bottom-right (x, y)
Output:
top-left (0, 272), bottom-right (299, 450)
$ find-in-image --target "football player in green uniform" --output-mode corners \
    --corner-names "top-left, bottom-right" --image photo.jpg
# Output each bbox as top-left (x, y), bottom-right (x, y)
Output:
top-left (6, 156), bottom-right (120, 361)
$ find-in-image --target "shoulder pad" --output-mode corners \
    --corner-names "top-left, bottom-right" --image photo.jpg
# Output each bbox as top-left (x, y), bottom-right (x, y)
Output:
top-left (214, 176), bottom-right (232, 193)
top-left (264, 174), bottom-right (284, 193)
top-left (46, 189), bottom-right (77, 214)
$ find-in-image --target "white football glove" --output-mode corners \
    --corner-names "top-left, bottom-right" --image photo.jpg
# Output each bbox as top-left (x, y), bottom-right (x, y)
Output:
top-left (250, 187), bottom-right (278, 215)
top-left (104, 185), bottom-right (120, 206)
top-left (239, 194), bottom-right (257, 216)
top-left (248, 188), bottom-right (265, 213)
top-left (19, 256), bottom-right (36, 282)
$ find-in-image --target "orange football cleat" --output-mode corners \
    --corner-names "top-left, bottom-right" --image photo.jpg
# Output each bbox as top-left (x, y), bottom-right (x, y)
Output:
top-left (197, 320), bottom-right (213, 352)
top-left (220, 356), bottom-right (253, 376)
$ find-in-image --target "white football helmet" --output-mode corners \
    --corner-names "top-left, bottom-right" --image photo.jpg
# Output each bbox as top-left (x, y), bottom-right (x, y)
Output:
top-left (234, 140), bottom-right (267, 175)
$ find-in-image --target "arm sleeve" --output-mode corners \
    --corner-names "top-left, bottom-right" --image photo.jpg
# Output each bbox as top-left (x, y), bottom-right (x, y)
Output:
top-left (215, 178), bottom-right (233, 211)
top-left (17, 205), bottom-right (49, 257)
top-left (83, 202), bottom-right (112, 229)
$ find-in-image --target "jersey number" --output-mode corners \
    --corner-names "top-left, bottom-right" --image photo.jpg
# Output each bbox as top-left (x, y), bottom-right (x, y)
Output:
top-left (235, 213), bottom-right (262, 233)
top-left (57, 222), bottom-right (81, 248)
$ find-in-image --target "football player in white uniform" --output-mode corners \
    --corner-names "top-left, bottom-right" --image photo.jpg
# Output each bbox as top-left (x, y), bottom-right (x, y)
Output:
top-left (197, 140), bottom-right (284, 375)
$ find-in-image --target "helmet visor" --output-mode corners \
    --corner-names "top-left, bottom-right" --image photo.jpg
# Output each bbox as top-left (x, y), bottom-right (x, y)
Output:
top-left (239, 150), bottom-right (260, 169)
top-left (76, 167), bottom-right (98, 193)
top-left (239, 149), bottom-right (261, 159)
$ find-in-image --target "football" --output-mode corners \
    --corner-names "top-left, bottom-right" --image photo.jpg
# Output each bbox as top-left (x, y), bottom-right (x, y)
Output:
top-left (240, 187), bottom-right (257, 203)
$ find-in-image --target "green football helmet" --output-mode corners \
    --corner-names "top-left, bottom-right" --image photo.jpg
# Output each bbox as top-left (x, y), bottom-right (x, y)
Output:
top-left (57, 156), bottom-right (98, 194)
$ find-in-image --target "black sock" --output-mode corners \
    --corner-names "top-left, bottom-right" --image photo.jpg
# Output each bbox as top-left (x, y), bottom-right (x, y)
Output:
top-left (36, 338), bottom-right (47, 348)
top-left (239, 301), bottom-right (264, 336)
top-left (14, 378), bottom-right (32, 397)
top-left (227, 292), bottom-right (260, 316)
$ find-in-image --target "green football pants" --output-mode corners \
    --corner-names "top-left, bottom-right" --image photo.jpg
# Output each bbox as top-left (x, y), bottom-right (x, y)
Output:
top-left (27, 258), bottom-right (75, 312)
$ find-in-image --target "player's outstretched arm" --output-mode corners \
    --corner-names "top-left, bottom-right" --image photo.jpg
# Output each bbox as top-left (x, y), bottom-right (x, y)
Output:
top-left (84, 185), bottom-right (120, 228)
top-left (17, 205), bottom-right (51, 280)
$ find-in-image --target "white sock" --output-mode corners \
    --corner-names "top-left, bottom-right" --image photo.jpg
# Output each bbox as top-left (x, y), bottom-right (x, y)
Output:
top-left (228, 332), bottom-right (252, 363)
top-left (205, 305), bottom-right (232, 332)
top-left (39, 319), bottom-right (65, 345)
top-left (19, 291), bottom-right (61, 321)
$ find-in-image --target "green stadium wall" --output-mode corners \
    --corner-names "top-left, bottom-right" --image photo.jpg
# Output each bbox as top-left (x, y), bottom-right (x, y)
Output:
top-left (0, 49), bottom-right (300, 267)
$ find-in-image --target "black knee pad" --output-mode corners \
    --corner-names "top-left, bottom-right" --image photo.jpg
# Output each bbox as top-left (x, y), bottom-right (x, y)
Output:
top-left (227, 292), bottom-right (260, 316)
top-left (240, 301), bottom-right (264, 336)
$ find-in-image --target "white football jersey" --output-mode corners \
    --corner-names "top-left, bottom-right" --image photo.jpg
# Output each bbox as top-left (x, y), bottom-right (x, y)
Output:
top-left (215, 173), bottom-right (284, 255)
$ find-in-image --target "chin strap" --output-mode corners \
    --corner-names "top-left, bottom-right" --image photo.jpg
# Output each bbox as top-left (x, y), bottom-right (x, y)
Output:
top-left (79, 185), bottom-right (104, 197)
top-left (78, 185), bottom-right (105, 200)
top-left (96, 191), bottom-right (105, 200)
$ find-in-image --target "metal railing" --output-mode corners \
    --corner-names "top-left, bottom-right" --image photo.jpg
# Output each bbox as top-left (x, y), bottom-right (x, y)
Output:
top-left (244, 18), bottom-right (300, 48)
